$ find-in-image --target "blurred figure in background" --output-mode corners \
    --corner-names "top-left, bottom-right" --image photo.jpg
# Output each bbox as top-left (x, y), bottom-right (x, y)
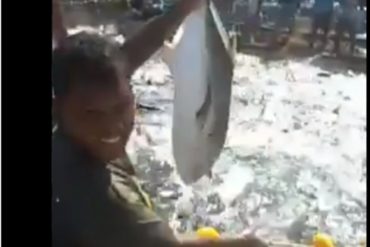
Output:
top-left (249, 0), bottom-right (263, 15)
top-left (247, 0), bottom-right (263, 43)
top-left (309, 0), bottom-right (334, 49)
top-left (162, 0), bottom-right (179, 13)
top-left (272, 0), bottom-right (301, 45)
top-left (334, 0), bottom-right (360, 55)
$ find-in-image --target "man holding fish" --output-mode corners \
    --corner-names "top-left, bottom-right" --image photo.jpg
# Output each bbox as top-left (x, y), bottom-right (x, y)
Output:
top-left (52, 0), bottom-right (266, 246)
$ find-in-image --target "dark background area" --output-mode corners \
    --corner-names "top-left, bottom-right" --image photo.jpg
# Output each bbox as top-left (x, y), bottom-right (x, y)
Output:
top-left (2, 0), bottom-right (51, 246)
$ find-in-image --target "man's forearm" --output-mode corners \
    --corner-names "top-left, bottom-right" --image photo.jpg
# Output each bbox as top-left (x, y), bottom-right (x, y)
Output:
top-left (121, 2), bottom-right (193, 75)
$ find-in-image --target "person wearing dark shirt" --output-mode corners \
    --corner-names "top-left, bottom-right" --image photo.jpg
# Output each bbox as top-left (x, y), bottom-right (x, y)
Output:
top-left (52, 0), bottom-right (268, 246)
top-left (309, 0), bottom-right (334, 49)
top-left (272, 0), bottom-right (300, 45)
top-left (334, 0), bottom-right (360, 55)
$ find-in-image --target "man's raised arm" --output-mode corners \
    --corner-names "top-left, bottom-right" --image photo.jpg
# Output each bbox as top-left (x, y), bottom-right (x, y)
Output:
top-left (121, 0), bottom-right (202, 75)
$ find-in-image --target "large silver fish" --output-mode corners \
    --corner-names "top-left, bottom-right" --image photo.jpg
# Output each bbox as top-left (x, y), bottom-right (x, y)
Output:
top-left (162, 0), bottom-right (235, 184)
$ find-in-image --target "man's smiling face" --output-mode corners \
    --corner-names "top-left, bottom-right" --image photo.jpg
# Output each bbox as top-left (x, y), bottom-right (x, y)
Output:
top-left (58, 74), bottom-right (135, 163)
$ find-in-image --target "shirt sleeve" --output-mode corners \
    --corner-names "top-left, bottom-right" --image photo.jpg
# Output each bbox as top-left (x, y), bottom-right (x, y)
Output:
top-left (75, 200), bottom-right (176, 247)
top-left (78, 164), bottom-right (178, 247)
top-left (66, 180), bottom-right (178, 247)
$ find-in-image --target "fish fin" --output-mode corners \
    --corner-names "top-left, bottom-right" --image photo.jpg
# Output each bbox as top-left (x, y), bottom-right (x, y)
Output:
top-left (196, 83), bottom-right (211, 130)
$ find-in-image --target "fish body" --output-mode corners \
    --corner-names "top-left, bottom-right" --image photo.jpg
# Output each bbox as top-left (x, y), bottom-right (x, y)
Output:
top-left (162, 0), bottom-right (234, 184)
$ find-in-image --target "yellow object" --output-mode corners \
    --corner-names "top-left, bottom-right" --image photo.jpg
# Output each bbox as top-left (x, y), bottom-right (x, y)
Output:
top-left (313, 233), bottom-right (335, 247)
top-left (196, 227), bottom-right (221, 240)
top-left (359, 239), bottom-right (366, 247)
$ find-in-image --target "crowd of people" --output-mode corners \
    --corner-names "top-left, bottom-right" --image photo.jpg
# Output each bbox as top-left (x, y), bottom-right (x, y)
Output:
top-left (127, 0), bottom-right (366, 55)
top-left (250, 0), bottom-right (366, 55)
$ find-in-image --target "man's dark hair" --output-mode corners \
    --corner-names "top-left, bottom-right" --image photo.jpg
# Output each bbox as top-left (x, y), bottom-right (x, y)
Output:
top-left (52, 32), bottom-right (124, 97)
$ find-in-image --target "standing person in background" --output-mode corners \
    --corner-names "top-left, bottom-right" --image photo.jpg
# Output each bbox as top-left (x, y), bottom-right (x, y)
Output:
top-left (334, 0), bottom-right (360, 55)
top-left (272, 0), bottom-right (301, 46)
top-left (247, 0), bottom-right (263, 17)
top-left (309, 0), bottom-right (334, 49)
top-left (247, 0), bottom-right (263, 44)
